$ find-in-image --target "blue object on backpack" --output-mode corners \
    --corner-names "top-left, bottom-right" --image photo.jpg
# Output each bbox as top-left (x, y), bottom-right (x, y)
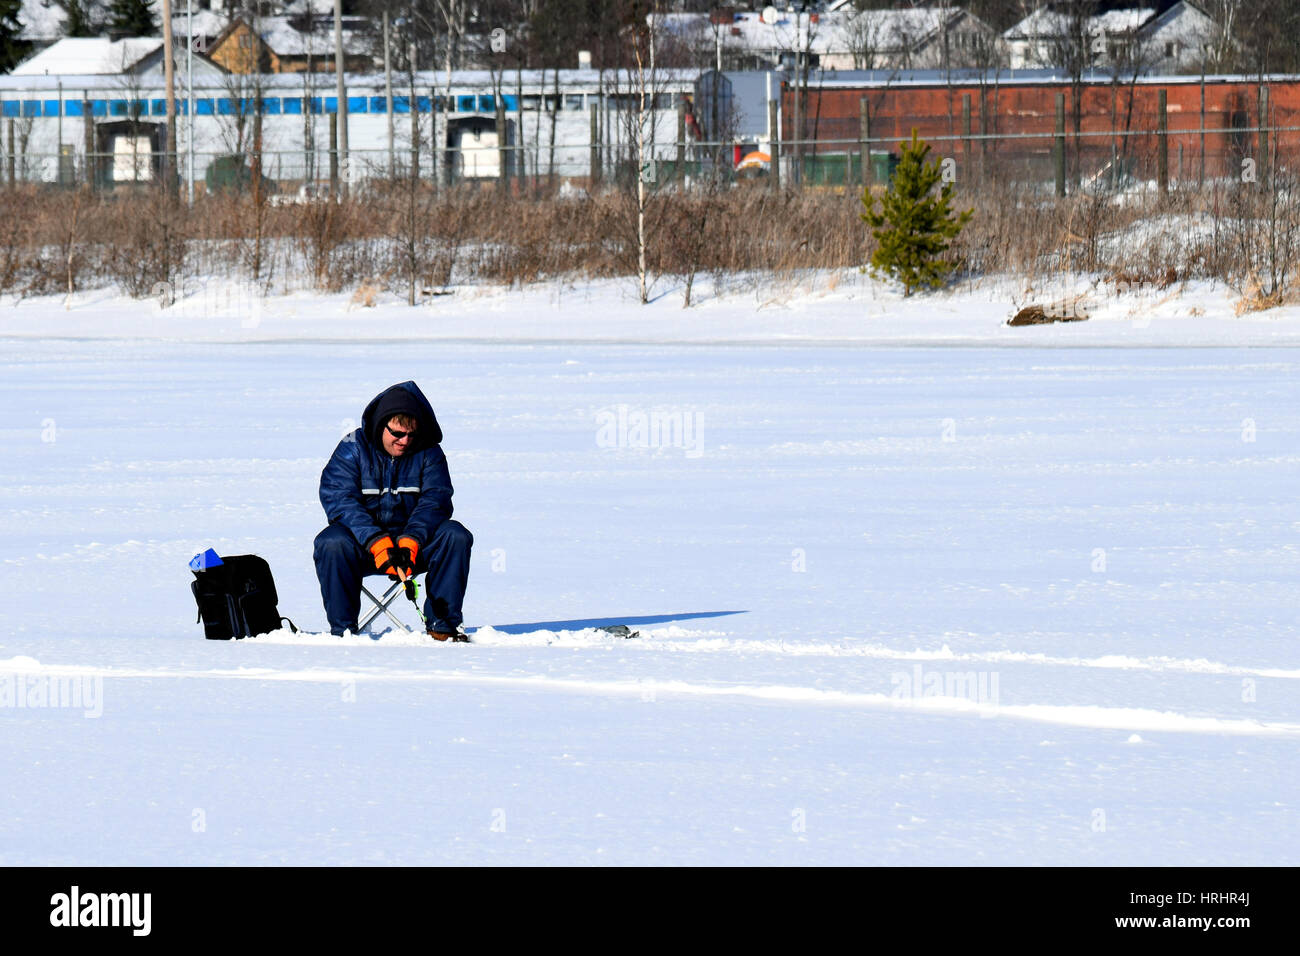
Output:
top-left (190, 548), bottom-right (224, 571)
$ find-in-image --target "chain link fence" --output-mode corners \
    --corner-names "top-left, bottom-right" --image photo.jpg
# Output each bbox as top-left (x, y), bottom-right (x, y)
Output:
top-left (1, 132), bottom-right (1291, 198)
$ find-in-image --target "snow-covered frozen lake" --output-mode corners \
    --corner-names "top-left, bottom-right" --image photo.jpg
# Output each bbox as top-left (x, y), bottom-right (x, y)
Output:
top-left (2, 277), bottom-right (1298, 864)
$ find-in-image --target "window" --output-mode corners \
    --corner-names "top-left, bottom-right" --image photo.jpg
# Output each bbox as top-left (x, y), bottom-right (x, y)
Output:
top-left (1165, 41), bottom-right (1178, 58)
top-left (565, 93), bottom-right (584, 110)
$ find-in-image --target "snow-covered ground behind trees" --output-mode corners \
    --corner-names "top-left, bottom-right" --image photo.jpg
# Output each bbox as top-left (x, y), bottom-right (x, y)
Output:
top-left (1, 272), bottom-right (1298, 865)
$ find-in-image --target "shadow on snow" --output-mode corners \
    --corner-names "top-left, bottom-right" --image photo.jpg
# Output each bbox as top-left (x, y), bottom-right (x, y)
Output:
top-left (469, 610), bottom-right (747, 635)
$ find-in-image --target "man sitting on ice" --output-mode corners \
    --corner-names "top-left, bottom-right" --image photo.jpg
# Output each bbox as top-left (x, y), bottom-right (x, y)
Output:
top-left (314, 381), bottom-right (472, 640)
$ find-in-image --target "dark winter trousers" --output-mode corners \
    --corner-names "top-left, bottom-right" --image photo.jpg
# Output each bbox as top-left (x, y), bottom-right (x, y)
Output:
top-left (313, 520), bottom-right (473, 635)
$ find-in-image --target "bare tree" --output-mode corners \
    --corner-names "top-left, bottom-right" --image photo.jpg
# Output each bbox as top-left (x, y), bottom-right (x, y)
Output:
top-left (1037, 0), bottom-right (1100, 186)
top-left (965, 0), bottom-right (1010, 183)
top-left (383, 85), bottom-right (439, 305)
top-left (111, 47), bottom-right (152, 186)
top-left (765, 4), bottom-right (819, 186)
top-left (293, 8), bottom-right (330, 191)
top-left (607, 3), bottom-right (672, 304)
top-left (1238, 0), bottom-right (1300, 75)
top-left (214, 12), bottom-right (269, 161)
top-left (1104, 10), bottom-right (1159, 190)
top-left (1224, 152), bottom-right (1300, 305)
top-left (843, 7), bottom-right (888, 70)
top-left (405, 0), bottom-right (472, 73)
top-left (1199, 0), bottom-right (1241, 72)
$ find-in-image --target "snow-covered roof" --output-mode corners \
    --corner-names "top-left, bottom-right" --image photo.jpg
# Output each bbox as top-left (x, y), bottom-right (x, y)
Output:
top-left (170, 10), bottom-right (232, 40)
top-left (653, 8), bottom-right (968, 56)
top-left (1091, 9), bottom-right (1156, 34)
top-left (0, 65), bottom-right (700, 93)
top-left (280, 0), bottom-right (338, 16)
top-left (1005, 6), bottom-right (1156, 40)
top-left (1141, 0), bottom-right (1215, 38)
top-left (11, 37), bottom-right (163, 76)
top-left (256, 16), bottom-right (371, 56)
top-left (1004, 8), bottom-right (1063, 40)
top-left (203, 14), bottom-right (372, 58)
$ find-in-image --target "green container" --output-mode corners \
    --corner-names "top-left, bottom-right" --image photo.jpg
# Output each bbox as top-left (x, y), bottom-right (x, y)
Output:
top-left (205, 154), bottom-right (252, 194)
top-left (870, 151), bottom-right (899, 184)
top-left (652, 159), bottom-right (706, 182)
top-left (803, 153), bottom-right (849, 185)
top-left (794, 152), bottom-right (899, 186)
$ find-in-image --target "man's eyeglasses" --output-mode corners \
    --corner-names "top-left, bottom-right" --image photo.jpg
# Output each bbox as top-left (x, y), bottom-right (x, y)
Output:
top-left (386, 424), bottom-right (417, 440)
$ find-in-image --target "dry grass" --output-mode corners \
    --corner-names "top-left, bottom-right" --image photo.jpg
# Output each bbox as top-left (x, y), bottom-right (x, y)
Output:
top-left (1234, 278), bottom-right (1292, 314)
top-left (2, 169), bottom-right (1299, 309)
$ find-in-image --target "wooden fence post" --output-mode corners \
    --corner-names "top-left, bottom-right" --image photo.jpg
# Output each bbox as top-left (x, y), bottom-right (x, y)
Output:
top-left (769, 97), bottom-right (780, 192)
top-left (589, 102), bottom-right (601, 189)
top-left (961, 92), bottom-right (971, 185)
top-left (1258, 84), bottom-right (1269, 190)
top-left (859, 96), bottom-right (870, 188)
top-left (1157, 88), bottom-right (1168, 196)
top-left (1054, 93), bottom-right (1065, 198)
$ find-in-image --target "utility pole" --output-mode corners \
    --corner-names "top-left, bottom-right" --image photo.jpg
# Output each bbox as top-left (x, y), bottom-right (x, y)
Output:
top-left (187, 0), bottom-right (195, 203)
top-left (162, 0), bottom-right (177, 195)
top-left (333, 0), bottom-right (349, 195)
top-left (384, 9), bottom-right (394, 178)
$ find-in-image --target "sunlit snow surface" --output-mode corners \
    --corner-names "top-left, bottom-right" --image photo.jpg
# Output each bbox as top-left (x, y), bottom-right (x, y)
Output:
top-left (1, 276), bottom-right (1297, 864)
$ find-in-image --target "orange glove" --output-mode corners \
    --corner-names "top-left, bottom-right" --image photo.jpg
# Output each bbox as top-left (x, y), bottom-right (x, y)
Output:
top-left (397, 536), bottom-right (420, 572)
top-left (370, 535), bottom-right (417, 580)
top-left (369, 536), bottom-right (397, 576)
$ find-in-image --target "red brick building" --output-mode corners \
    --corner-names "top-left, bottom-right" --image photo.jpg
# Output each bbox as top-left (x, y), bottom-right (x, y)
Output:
top-left (781, 71), bottom-right (1300, 184)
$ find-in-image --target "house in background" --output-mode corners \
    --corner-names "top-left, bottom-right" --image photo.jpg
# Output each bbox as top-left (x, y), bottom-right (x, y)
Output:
top-left (822, 5), bottom-right (1002, 71)
top-left (1004, 3), bottom-right (1216, 73)
top-left (171, 7), bottom-right (233, 55)
top-left (11, 35), bottom-right (225, 81)
top-left (1139, 1), bottom-right (1217, 73)
top-left (9, 36), bottom-right (227, 186)
top-left (205, 14), bottom-right (375, 74)
top-left (1090, 7), bottom-right (1156, 65)
top-left (653, 6), bottom-right (1002, 74)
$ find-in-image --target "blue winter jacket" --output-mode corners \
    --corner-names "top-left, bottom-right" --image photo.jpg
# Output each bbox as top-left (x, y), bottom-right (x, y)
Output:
top-left (319, 381), bottom-right (454, 551)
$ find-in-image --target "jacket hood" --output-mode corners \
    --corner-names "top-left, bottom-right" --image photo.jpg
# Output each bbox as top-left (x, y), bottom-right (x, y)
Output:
top-left (361, 381), bottom-right (443, 451)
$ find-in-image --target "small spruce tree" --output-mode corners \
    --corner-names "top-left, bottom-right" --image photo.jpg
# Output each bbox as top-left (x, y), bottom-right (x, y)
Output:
top-left (1, 0), bottom-right (28, 74)
top-left (108, 0), bottom-right (157, 36)
top-left (861, 128), bottom-right (973, 296)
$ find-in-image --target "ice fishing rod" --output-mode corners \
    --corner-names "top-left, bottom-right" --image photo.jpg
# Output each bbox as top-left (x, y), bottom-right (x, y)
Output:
top-left (394, 567), bottom-right (427, 628)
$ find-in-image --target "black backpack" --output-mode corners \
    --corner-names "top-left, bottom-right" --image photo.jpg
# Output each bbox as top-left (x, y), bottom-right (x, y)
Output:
top-left (191, 554), bottom-right (297, 640)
